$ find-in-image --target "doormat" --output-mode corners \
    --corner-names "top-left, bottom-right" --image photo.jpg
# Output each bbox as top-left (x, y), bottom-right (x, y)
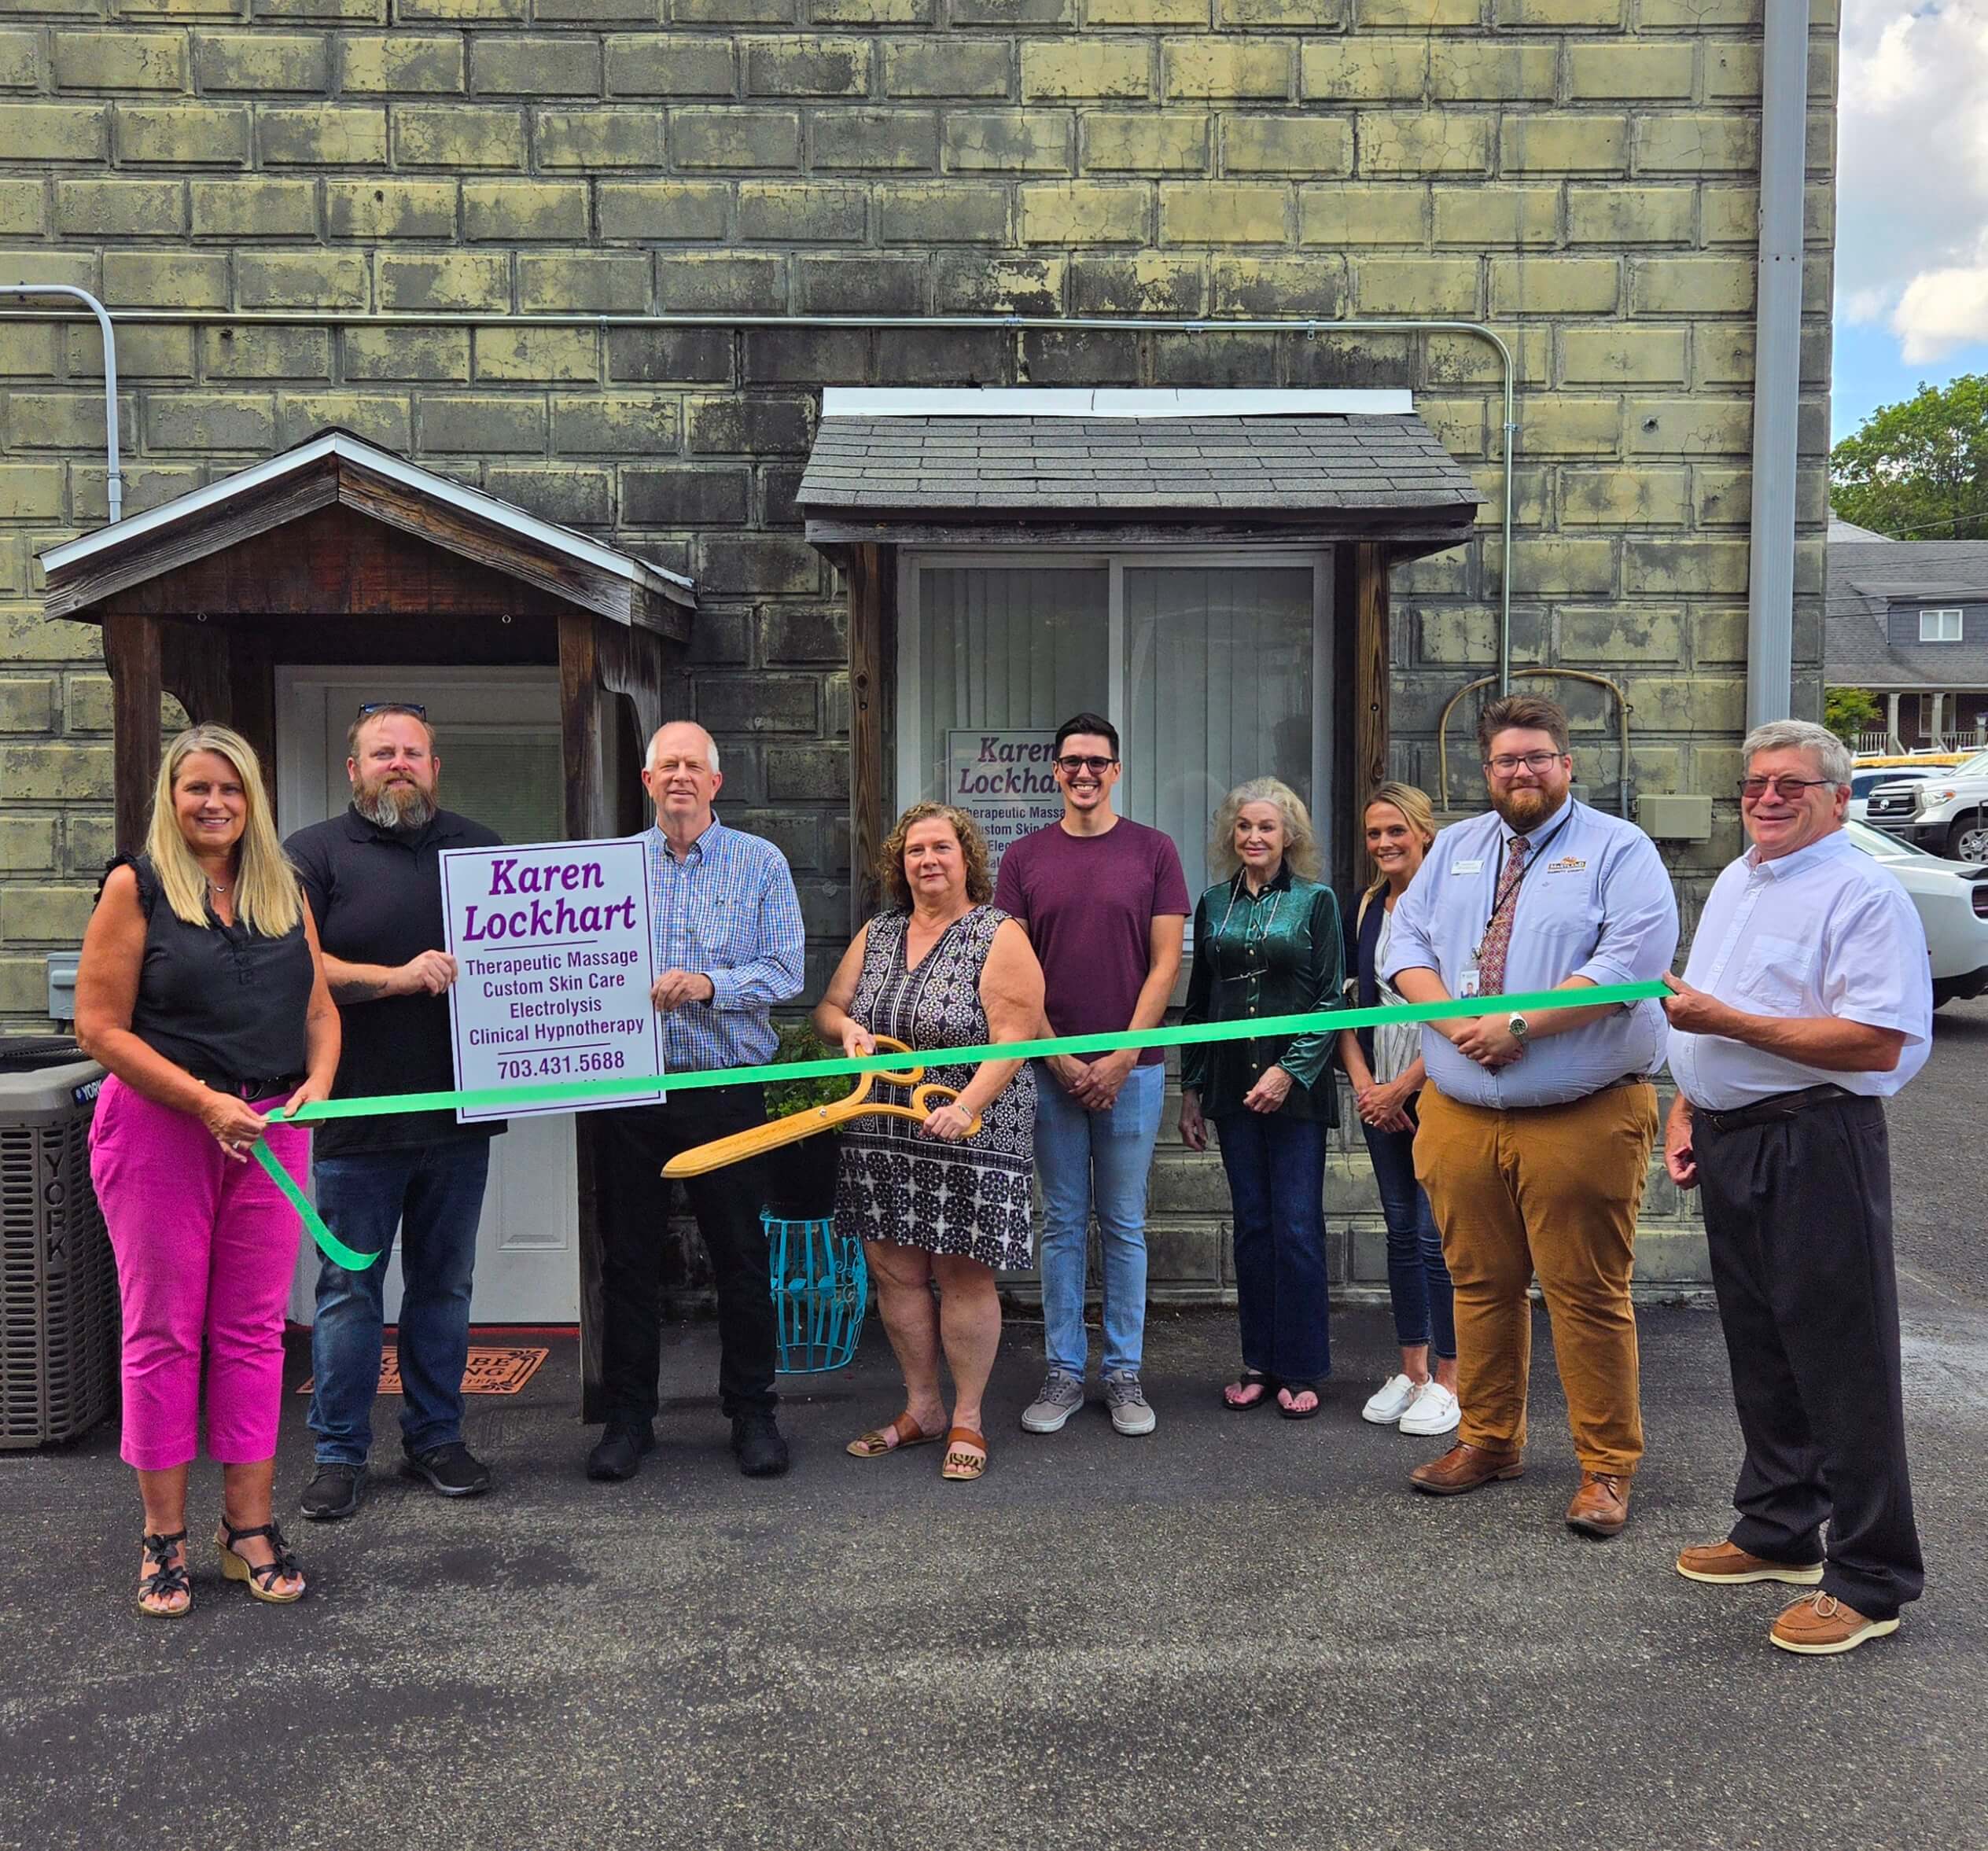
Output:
top-left (300, 1346), bottom-right (549, 1397)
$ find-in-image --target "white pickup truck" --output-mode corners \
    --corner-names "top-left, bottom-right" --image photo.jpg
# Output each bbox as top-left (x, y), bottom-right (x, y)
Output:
top-left (1845, 820), bottom-right (1988, 1009)
top-left (1863, 748), bottom-right (1988, 862)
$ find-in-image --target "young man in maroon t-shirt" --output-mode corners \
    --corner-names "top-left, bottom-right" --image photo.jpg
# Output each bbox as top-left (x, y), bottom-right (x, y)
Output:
top-left (992, 713), bottom-right (1188, 1438)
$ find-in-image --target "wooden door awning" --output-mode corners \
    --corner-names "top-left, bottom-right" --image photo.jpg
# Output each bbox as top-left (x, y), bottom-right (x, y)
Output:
top-left (39, 428), bottom-right (694, 637)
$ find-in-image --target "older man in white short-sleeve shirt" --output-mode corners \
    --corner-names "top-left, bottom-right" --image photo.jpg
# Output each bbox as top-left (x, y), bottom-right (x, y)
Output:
top-left (1662, 718), bottom-right (1931, 1658)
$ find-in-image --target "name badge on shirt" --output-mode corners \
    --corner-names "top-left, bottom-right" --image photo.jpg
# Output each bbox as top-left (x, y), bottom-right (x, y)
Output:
top-left (1451, 859), bottom-right (1484, 875)
top-left (1458, 966), bottom-right (1482, 998)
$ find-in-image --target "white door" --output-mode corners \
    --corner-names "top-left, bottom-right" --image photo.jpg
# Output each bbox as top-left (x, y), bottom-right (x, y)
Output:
top-left (277, 667), bottom-right (582, 1327)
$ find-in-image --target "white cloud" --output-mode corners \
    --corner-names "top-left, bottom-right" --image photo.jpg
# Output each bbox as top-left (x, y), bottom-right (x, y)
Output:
top-left (1894, 254), bottom-right (1988, 360)
top-left (1838, 2), bottom-right (1988, 360)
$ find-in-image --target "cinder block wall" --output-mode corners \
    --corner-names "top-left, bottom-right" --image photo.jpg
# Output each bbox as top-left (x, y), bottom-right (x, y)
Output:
top-left (0, 1), bottom-right (1838, 1291)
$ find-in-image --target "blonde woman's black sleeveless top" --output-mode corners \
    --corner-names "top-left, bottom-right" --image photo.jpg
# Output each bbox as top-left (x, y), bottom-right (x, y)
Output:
top-left (110, 853), bottom-right (312, 1091)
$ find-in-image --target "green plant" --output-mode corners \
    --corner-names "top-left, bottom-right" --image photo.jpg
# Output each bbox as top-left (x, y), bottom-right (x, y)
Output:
top-left (764, 1017), bottom-right (850, 1121)
top-left (1824, 686), bottom-right (1881, 744)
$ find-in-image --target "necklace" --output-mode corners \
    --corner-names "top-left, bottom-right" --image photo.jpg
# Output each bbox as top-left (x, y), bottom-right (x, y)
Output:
top-left (206, 874), bottom-right (230, 894)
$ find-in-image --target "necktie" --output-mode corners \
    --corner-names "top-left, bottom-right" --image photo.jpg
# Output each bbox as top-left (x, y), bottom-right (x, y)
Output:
top-left (1476, 834), bottom-right (1530, 996)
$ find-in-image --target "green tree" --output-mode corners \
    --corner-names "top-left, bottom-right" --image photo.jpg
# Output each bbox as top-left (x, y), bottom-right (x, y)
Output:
top-left (1824, 686), bottom-right (1881, 744)
top-left (1830, 374), bottom-right (1988, 539)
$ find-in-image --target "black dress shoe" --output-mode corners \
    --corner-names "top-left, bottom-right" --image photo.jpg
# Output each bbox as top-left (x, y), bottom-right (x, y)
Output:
top-left (586, 1424), bottom-right (655, 1482)
top-left (400, 1441), bottom-right (494, 1498)
top-left (300, 1463), bottom-right (366, 1522)
top-left (731, 1409), bottom-right (790, 1478)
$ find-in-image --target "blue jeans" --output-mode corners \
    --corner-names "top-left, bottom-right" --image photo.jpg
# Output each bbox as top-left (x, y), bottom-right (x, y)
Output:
top-left (1214, 1109), bottom-right (1331, 1385)
top-left (1034, 1060), bottom-right (1165, 1377)
top-left (1361, 1112), bottom-right (1456, 1359)
top-left (308, 1139), bottom-right (491, 1466)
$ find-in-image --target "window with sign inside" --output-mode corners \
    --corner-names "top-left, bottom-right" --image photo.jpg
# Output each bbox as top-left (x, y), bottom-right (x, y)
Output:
top-left (896, 553), bottom-right (1331, 903)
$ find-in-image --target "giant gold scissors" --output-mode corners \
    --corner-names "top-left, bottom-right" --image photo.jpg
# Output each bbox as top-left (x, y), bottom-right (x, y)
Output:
top-left (661, 1034), bottom-right (983, 1179)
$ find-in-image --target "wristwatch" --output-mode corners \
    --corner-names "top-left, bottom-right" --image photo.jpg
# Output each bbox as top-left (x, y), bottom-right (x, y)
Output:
top-left (1506, 1012), bottom-right (1530, 1046)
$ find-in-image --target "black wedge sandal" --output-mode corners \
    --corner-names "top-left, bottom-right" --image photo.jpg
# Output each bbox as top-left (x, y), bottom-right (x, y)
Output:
top-left (137, 1529), bottom-right (192, 1618)
top-left (215, 1516), bottom-right (305, 1605)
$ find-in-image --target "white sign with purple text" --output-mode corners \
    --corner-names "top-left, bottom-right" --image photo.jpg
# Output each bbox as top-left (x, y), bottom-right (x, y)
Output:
top-left (946, 729), bottom-right (1060, 869)
top-left (439, 837), bottom-right (663, 1124)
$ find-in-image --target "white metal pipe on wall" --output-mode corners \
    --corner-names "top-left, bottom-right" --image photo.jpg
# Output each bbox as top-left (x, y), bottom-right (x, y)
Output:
top-left (0, 283), bottom-right (121, 522)
top-left (0, 304), bottom-right (1515, 690)
top-left (1745, 0), bottom-right (1812, 727)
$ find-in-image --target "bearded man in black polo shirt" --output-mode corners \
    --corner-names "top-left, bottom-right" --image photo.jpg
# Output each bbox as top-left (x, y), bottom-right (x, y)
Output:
top-left (285, 705), bottom-right (503, 1521)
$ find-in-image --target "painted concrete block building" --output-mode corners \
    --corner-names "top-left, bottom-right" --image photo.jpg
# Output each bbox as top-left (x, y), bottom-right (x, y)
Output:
top-left (0, 1), bottom-right (1839, 1352)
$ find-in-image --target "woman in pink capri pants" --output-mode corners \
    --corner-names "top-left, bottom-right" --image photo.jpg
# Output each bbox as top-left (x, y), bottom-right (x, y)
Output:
top-left (76, 725), bottom-right (338, 1617)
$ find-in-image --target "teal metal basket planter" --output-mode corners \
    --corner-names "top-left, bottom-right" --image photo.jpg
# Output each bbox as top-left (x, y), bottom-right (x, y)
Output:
top-left (764, 1211), bottom-right (870, 1373)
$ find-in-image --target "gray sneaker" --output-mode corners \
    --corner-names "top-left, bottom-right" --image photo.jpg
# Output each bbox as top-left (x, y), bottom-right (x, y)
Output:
top-left (1104, 1371), bottom-right (1158, 1437)
top-left (1021, 1367), bottom-right (1085, 1433)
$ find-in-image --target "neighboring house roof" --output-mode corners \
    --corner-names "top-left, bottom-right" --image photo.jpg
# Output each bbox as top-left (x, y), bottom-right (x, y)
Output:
top-left (795, 388), bottom-right (1482, 530)
top-left (1827, 515), bottom-right (1892, 542)
top-left (1826, 537), bottom-right (1988, 688)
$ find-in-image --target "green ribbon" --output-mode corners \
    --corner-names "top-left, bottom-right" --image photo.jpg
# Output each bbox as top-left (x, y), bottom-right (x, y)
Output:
top-left (255, 980), bottom-right (1668, 1269)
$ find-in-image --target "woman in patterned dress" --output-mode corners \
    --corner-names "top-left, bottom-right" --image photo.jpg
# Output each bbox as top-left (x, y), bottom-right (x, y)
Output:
top-left (815, 803), bottom-right (1044, 1482)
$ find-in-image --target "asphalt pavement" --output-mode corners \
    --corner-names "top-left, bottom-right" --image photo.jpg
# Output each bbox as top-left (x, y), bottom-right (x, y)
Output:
top-left (3, 1002), bottom-right (1985, 1851)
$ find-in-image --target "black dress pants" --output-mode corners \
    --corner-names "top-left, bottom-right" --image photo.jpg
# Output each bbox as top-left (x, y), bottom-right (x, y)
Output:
top-left (1696, 1092), bottom-right (1923, 1619)
top-left (597, 1084), bottom-right (776, 1426)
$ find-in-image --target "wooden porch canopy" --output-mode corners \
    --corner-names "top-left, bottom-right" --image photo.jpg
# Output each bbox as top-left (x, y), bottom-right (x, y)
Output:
top-left (794, 388), bottom-right (1482, 906)
top-left (37, 428), bottom-right (698, 852)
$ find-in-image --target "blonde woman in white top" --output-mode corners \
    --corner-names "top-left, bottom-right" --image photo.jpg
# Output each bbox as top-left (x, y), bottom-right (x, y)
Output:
top-left (1338, 784), bottom-right (1460, 1437)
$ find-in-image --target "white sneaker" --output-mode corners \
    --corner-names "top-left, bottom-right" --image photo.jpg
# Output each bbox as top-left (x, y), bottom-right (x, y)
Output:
top-left (1361, 1373), bottom-right (1421, 1425)
top-left (1398, 1381), bottom-right (1460, 1437)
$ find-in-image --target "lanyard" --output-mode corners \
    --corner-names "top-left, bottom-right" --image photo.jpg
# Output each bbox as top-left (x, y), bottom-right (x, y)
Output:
top-left (1475, 804), bottom-right (1574, 959)
top-left (1215, 874), bottom-right (1287, 991)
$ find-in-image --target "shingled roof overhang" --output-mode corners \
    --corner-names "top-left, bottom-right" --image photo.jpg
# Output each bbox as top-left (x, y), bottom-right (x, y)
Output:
top-left (797, 388), bottom-right (1483, 561)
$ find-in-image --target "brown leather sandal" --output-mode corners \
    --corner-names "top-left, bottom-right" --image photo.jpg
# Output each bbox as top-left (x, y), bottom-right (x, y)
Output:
top-left (940, 1426), bottom-right (988, 1482)
top-left (845, 1411), bottom-right (946, 1459)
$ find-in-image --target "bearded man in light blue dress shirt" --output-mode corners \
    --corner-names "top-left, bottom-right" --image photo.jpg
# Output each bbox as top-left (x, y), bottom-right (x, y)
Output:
top-left (1385, 694), bottom-right (1678, 1540)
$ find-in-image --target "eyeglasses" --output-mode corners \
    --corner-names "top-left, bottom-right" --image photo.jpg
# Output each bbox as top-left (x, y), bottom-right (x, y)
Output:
top-left (1484, 750), bottom-right (1563, 776)
top-left (1738, 775), bottom-right (1835, 800)
top-left (1055, 755), bottom-right (1117, 775)
top-left (356, 702), bottom-right (426, 720)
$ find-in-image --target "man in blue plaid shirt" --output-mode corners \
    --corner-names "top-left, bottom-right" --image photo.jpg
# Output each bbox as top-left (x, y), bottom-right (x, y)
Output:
top-left (587, 721), bottom-right (806, 1485)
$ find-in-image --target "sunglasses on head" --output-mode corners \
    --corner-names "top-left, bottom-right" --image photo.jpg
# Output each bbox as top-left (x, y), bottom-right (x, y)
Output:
top-left (356, 703), bottom-right (427, 720)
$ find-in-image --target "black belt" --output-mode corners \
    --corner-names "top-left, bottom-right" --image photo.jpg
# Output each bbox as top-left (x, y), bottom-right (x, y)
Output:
top-left (1696, 1084), bottom-right (1852, 1135)
top-left (193, 1073), bottom-right (303, 1102)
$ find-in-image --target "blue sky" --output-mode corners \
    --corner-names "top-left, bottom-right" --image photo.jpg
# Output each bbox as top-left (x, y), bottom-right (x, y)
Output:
top-left (1832, 324), bottom-right (1988, 444)
top-left (1832, 3), bottom-right (1988, 443)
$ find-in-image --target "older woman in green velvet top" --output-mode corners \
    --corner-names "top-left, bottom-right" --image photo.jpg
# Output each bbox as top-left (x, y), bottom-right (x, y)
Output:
top-left (1179, 778), bottom-right (1342, 1419)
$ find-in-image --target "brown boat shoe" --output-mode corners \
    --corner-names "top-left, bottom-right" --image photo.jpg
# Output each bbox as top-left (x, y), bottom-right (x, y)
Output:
top-left (1408, 1441), bottom-right (1524, 1496)
top-left (1564, 1471), bottom-right (1629, 1538)
top-left (1675, 1540), bottom-right (1824, 1587)
top-left (1769, 1591), bottom-right (1901, 1656)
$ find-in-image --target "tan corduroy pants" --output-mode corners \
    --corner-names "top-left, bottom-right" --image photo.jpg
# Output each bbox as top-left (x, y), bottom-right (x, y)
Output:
top-left (1413, 1080), bottom-right (1659, 1477)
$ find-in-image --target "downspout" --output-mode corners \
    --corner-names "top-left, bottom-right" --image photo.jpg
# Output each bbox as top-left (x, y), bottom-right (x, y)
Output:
top-left (0, 284), bottom-right (121, 523)
top-left (1745, 0), bottom-right (1811, 727)
top-left (2, 306), bottom-right (1515, 690)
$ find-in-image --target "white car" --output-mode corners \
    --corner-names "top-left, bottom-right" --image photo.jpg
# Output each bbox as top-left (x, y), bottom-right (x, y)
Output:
top-left (1862, 748), bottom-right (1988, 859)
top-left (1848, 766), bottom-right (1934, 825)
top-left (1844, 819), bottom-right (1988, 1009)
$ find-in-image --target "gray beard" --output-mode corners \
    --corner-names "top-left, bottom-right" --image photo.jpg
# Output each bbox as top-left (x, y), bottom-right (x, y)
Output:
top-left (354, 782), bottom-right (436, 831)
